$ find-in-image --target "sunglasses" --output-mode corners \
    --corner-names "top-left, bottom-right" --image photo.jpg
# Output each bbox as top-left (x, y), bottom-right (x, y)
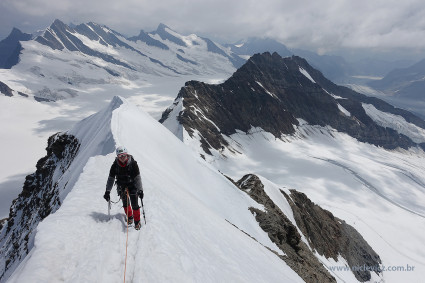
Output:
top-left (118, 154), bottom-right (128, 158)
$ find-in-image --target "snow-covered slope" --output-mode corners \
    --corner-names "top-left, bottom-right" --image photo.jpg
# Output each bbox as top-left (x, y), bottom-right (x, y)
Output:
top-left (161, 55), bottom-right (425, 282)
top-left (3, 97), bottom-right (304, 283)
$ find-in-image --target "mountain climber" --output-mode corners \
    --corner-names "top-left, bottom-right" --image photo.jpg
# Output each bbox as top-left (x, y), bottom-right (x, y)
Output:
top-left (103, 146), bottom-right (144, 230)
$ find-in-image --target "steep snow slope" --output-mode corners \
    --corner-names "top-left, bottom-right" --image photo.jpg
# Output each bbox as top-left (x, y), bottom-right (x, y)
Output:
top-left (6, 97), bottom-right (303, 283)
top-left (167, 120), bottom-right (425, 282)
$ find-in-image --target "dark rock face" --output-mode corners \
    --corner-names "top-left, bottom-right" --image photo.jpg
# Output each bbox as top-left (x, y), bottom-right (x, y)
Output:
top-left (128, 30), bottom-right (169, 50)
top-left (0, 80), bottom-right (29, 98)
top-left (173, 76), bottom-right (299, 154)
top-left (0, 133), bottom-right (80, 281)
top-left (236, 174), bottom-right (336, 283)
top-left (176, 54), bottom-right (198, 65)
top-left (153, 23), bottom-right (187, 47)
top-left (235, 174), bottom-right (381, 282)
top-left (284, 190), bottom-right (381, 282)
top-left (0, 28), bottom-right (32, 69)
top-left (0, 81), bottom-right (13, 97)
top-left (162, 52), bottom-right (423, 154)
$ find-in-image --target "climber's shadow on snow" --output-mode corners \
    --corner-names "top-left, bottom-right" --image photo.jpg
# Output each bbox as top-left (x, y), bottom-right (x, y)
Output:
top-left (90, 211), bottom-right (123, 223)
top-left (90, 212), bottom-right (130, 231)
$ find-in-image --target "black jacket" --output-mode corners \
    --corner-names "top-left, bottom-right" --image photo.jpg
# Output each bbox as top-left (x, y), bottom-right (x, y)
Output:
top-left (105, 155), bottom-right (143, 193)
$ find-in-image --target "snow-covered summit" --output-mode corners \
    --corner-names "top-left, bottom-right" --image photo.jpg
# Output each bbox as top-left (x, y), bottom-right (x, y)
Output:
top-left (161, 52), bottom-right (425, 157)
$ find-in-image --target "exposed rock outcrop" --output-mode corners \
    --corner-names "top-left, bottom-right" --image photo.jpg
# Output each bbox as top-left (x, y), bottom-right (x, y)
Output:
top-left (284, 189), bottom-right (382, 282)
top-left (0, 81), bottom-right (13, 97)
top-left (235, 174), bottom-right (381, 282)
top-left (236, 174), bottom-right (336, 283)
top-left (0, 80), bottom-right (29, 98)
top-left (0, 132), bottom-right (80, 281)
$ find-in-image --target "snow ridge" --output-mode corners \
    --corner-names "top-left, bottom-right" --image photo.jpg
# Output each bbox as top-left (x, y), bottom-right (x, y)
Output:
top-left (5, 97), bottom-right (304, 283)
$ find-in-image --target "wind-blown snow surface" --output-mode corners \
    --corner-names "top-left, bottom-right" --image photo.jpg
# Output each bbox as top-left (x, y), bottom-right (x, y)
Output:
top-left (6, 97), bottom-right (303, 283)
top-left (179, 123), bottom-right (425, 282)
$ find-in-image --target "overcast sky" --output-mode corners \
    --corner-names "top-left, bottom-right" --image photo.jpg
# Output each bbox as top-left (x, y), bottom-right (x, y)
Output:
top-left (1, 0), bottom-right (425, 57)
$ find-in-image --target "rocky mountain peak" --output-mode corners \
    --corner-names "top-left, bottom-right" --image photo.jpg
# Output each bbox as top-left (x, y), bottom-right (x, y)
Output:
top-left (8, 28), bottom-right (31, 40)
top-left (157, 23), bottom-right (171, 31)
top-left (0, 27), bottom-right (32, 68)
top-left (51, 19), bottom-right (68, 29)
top-left (161, 52), bottom-right (425, 157)
top-left (153, 23), bottom-right (186, 47)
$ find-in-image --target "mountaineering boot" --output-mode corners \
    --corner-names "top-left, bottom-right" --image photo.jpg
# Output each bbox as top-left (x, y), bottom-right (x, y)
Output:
top-left (135, 220), bottom-right (141, 230)
top-left (127, 216), bottom-right (134, 225)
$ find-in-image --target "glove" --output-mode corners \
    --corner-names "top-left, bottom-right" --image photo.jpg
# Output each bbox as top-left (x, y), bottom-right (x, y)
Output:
top-left (138, 190), bottom-right (144, 200)
top-left (103, 191), bottom-right (110, 201)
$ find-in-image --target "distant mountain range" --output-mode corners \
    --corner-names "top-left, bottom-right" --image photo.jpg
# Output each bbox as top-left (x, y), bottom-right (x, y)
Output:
top-left (224, 37), bottom-right (416, 84)
top-left (1, 19), bottom-right (418, 88)
top-left (0, 20), bottom-right (241, 102)
top-left (1, 18), bottom-right (424, 128)
top-left (1, 18), bottom-right (424, 120)
top-left (356, 58), bottom-right (425, 119)
top-left (368, 58), bottom-right (425, 100)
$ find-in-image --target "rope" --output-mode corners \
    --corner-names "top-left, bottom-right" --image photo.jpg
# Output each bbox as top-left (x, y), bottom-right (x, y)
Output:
top-left (123, 189), bottom-right (129, 283)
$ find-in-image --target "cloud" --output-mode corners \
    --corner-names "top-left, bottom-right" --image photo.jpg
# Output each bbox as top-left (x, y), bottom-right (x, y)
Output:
top-left (1, 0), bottom-right (425, 55)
